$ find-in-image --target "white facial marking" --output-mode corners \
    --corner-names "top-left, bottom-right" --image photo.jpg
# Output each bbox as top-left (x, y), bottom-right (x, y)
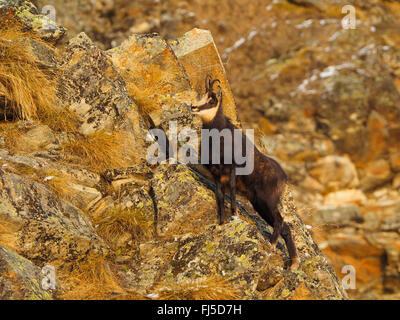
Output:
top-left (197, 104), bottom-right (219, 123)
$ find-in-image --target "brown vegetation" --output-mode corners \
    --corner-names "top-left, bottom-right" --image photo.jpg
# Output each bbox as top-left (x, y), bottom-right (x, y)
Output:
top-left (62, 131), bottom-right (137, 173)
top-left (95, 206), bottom-right (154, 249)
top-left (153, 276), bottom-right (240, 300)
top-left (0, 25), bottom-right (79, 133)
top-left (0, 215), bottom-right (21, 252)
top-left (57, 257), bottom-right (125, 300)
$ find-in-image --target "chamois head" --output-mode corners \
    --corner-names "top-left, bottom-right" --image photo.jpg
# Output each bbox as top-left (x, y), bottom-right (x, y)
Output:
top-left (191, 75), bottom-right (222, 123)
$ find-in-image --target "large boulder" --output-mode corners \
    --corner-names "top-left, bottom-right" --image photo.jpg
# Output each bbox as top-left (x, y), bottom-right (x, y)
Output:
top-left (57, 33), bottom-right (147, 140)
top-left (107, 32), bottom-right (199, 134)
top-left (117, 163), bottom-right (348, 300)
top-left (0, 168), bottom-right (108, 268)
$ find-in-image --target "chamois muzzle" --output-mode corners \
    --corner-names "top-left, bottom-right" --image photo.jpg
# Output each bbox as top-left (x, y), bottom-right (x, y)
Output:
top-left (191, 105), bottom-right (200, 113)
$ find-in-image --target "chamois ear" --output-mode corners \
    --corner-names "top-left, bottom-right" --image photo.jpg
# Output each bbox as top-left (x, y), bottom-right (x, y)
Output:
top-left (216, 85), bottom-right (222, 101)
top-left (205, 74), bottom-right (213, 94)
top-left (210, 79), bottom-right (221, 93)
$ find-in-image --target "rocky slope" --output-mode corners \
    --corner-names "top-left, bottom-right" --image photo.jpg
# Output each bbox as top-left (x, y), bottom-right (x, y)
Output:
top-left (27, 0), bottom-right (400, 299)
top-left (0, 0), bottom-right (348, 300)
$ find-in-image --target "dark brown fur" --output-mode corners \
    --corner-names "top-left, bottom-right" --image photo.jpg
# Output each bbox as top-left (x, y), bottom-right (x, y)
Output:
top-left (192, 75), bottom-right (298, 269)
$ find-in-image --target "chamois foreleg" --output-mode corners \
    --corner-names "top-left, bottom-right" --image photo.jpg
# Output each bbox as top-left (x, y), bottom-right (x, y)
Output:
top-left (229, 165), bottom-right (237, 216)
top-left (215, 177), bottom-right (226, 225)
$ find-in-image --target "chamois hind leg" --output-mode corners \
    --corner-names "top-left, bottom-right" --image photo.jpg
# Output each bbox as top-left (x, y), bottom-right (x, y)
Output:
top-left (215, 179), bottom-right (226, 225)
top-left (270, 207), bottom-right (284, 249)
top-left (281, 222), bottom-right (298, 270)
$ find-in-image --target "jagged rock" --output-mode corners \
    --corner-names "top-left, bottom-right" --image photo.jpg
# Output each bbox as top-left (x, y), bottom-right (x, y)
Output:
top-left (0, 148), bottom-right (100, 187)
top-left (324, 189), bottom-right (367, 206)
top-left (169, 28), bottom-right (238, 124)
top-left (152, 164), bottom-right (217, 238)
top-left (327, 231), bottom-right (385, 288)
top-left (108, 33), bottom-right (199, 137)
top-left (124, 181), bottom-right (347, 300)
top-left (13, 37), bottom-right (58, 71)
top-left (101, 165), bottom-right (155, 224)
top-left (367, 232), bottom-right (400, 292)
top-left (381, 209), bottom-right (400, 232)
top-left (0, 148), bottom-right (104, 210)
top-left (0, 246), bottom-right (53, 300)
top-left (360, 159), bottom-right (393, 192)
top-left (57, 32), bottom-right (147, 147)
top-left (287, 0), bottom-right (379, 11)
top-left (0, 4), bottom-right (357, 299)
top-left (317, 71), bottom-right (400, 161)
top-left (307, 155), bottom-right (359, 193)
top-left (393, 174), bottom-right (400, 189)
top-left (0, 169), bottom-right (108, 267)
top-left (390, 151), bottom-right (400, 172)
top-left (0, 0), bottom-right (65, 42)
top-left (365, 111), bottom-right (389, 161)
top-left (18, 125), bottom-right (56, 151)
top-left (314, 205), bottom-right (364, 227)
top-left (35, 0), bottom-right (118, 48)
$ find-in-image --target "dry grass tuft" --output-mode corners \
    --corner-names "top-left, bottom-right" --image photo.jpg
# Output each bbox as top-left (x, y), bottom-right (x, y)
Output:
top-left (0, 215), bottom-right (21, 251)
top-left (0, 122), bottom-right (28, 153)
top-left (95, 206), bottom-right (154, 249)
top-left (43, 174), bottom-right (85, 207)
top-left (57, 257), bottom-right (125, 300)
top-left (0, 25), bottom-right (80, 133)
top-left (38, 106), bottom-right (81, 133)
top-left (62, 131), bottom-right (137, 173)
top-left (0, 37), bottom-right (54, 120)
top-left (152, 276), bottom-right (241, 300)
top-left (0, 14), bottom-right (41, 41)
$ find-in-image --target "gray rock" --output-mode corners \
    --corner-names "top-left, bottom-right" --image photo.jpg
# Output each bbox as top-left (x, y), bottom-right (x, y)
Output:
top-left (57, 32), bottom-right (147, 139)
top-left (381, 209), bottom-right (400, 232)
top-left (0, 169), bottom-right (108, 267)
top-left (314, 205), bottom-right (364, 227)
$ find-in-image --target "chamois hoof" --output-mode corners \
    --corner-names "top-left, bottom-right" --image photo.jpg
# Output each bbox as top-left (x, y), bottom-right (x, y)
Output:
top-left (289, 257), bottom-right (299, 271)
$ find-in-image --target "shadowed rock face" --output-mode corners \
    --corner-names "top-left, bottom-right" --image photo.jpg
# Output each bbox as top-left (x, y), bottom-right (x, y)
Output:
top-left (0, 0), bottom-right (349, 300)
top-left (0, 246), bottom-right (53, 300)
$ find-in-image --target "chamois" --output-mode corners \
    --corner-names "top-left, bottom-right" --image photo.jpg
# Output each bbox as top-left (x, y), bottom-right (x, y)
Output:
top-left (191, 75), bottom-right (298, 269)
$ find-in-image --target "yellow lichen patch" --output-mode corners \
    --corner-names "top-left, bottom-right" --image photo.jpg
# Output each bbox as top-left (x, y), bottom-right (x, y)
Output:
top-left (62, 131), bottom-right (138, 173)
top-left (94, 206), bottom-right (154, 249)
top-left (152, 276), bottom-right (240, 300)
top-left (57, 257), bottom-right (125, 300)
